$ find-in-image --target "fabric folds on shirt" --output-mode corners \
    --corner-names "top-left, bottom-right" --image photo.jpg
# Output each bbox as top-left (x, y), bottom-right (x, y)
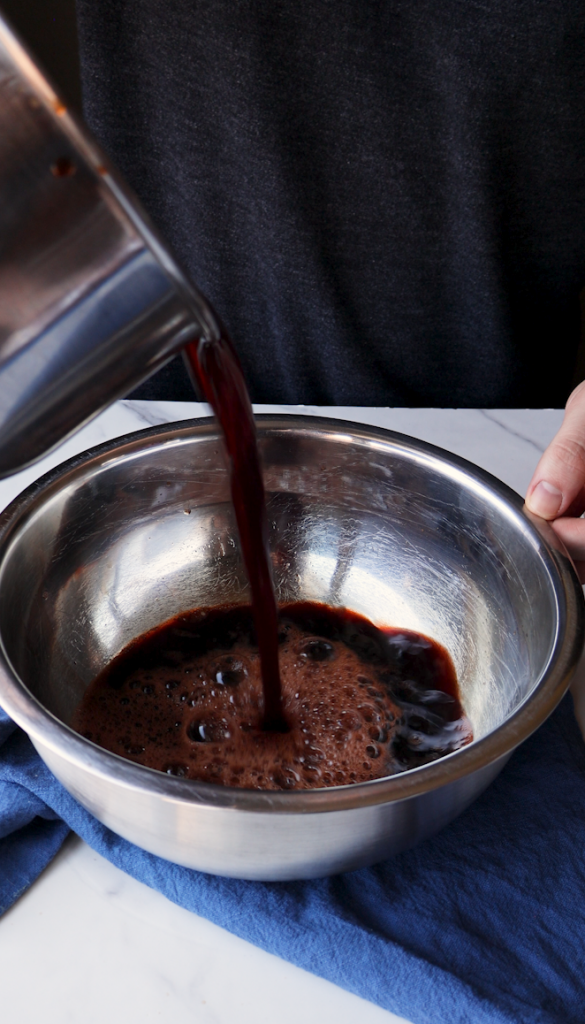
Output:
top-left (75, 0), bottom-right (585, 407)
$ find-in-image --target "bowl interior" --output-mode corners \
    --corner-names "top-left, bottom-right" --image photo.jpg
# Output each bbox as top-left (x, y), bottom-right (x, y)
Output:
top-left (0, 418), bottom-right (560, 749)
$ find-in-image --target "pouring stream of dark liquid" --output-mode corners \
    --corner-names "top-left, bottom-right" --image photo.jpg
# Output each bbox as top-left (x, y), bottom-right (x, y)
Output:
top-left (75, 332), bottom-right (474, 779)
top-left (184, 335), bottom-right (287, 732)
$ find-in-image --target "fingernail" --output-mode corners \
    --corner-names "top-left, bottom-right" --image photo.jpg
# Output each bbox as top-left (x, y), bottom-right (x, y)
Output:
top-left (528, 480), bottom-right (563, 518)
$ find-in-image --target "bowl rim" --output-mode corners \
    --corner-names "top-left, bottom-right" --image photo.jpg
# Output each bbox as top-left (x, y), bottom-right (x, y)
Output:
top-left (0, 413), bottom-right (582, 813)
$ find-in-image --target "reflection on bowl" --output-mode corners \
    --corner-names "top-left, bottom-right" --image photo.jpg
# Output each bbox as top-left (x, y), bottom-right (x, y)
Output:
top-left (0, 415), bottom-right (582, 880)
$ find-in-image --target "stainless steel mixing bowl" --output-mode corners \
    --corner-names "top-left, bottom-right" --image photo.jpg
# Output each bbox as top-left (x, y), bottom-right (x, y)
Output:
top-left (0, 415), bottom-right (582, 880)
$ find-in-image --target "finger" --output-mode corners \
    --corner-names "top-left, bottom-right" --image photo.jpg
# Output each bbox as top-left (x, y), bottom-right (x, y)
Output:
top-left (562, 484), bottom-right (585, 519)
top-left (526, 381), bottom-right (585, 519)
top-left (551, 517), bottom-right (585, 579)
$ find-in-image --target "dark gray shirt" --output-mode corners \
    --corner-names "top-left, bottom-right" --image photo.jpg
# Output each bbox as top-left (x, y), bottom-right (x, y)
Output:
top-left (76, 0), bottom-right (585, 406)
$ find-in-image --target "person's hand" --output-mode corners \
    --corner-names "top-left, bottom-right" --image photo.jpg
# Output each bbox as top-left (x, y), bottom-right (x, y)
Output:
top-left (526, 381), bottom-right (585, 582)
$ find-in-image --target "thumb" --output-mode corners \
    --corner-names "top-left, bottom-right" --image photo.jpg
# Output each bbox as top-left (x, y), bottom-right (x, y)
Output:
top-left (526, 381), bottom-right (585, 519)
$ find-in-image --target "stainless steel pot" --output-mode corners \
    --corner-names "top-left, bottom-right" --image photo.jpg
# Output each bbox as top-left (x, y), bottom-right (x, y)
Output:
top-left (0, 14), bottom-right (219, 476)
top-left (0, 415), bottom-right (581, 880)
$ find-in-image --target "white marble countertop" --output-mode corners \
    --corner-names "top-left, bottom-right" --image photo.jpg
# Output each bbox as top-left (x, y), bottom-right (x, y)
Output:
top-left (0, 401), bottom-right (580, 1024)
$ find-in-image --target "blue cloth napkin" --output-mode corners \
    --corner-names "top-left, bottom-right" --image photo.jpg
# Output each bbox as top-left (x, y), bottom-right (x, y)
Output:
top-left (1, 697), bottom-right (584, 1024)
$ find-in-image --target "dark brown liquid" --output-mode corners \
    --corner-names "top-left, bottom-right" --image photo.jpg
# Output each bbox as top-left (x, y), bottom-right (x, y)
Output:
top-left (184, 336), bottom-right (285, 731)
top-left (74, 330), bottom-right (473, 785)
top-left (73, 602), bottom-right (472, 789)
